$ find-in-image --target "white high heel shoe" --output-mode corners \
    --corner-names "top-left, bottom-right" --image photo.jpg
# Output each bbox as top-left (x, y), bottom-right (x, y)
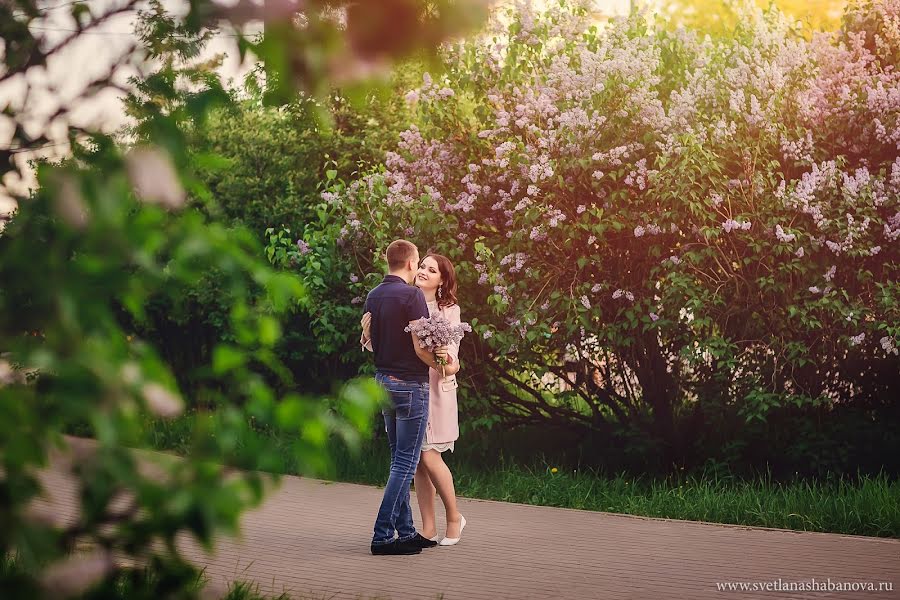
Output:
top-left (428, 534), bottom-right (440, 542)
top-left (439, 515), bottom-right (466, 546)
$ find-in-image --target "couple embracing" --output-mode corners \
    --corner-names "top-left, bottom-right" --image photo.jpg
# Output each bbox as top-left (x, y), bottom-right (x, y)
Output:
top-left (360, 239), bottom-right (466, 556)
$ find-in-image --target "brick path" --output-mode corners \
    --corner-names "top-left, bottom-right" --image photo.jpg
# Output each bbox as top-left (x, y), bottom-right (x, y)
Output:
top-left (34, 438), bottom-right (900, 599)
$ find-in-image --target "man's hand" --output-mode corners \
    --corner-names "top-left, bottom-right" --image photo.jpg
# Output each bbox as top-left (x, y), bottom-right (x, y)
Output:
top-left (361, 312), bottom-right (372, 341)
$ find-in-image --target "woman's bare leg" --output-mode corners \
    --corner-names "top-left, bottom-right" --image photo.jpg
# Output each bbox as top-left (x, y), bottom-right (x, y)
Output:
top-left (419, 449), bottom-right (462, 538)
top-left (414, 461), bottom-right (437, 539)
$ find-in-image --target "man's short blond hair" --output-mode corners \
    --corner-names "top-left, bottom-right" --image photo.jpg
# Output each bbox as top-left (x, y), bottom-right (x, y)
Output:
top-left (386, 239), bottom-right (418, 271)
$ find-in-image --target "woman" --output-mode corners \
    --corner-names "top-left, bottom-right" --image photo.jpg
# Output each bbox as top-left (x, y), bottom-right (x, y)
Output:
top-left (361, 253), bottom-right (466, 546)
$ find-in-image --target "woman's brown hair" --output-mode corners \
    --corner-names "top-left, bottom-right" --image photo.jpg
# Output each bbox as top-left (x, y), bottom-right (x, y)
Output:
top-left (424, 253), bottom-right (458, 309)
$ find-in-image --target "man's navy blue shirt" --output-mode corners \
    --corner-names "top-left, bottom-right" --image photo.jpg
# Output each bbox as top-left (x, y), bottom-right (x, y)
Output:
top-left (364, 275), bottom-right (430, 383)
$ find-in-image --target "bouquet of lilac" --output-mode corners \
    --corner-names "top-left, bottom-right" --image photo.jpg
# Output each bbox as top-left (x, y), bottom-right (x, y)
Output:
top-left (404, 314), bottom-right (472, 378)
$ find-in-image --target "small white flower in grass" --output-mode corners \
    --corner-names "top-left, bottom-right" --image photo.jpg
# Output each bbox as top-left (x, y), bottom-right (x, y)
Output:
top-left (142, 383), bottom-right (183, 418)
top-left (126, 146), bottom-right (185, 209)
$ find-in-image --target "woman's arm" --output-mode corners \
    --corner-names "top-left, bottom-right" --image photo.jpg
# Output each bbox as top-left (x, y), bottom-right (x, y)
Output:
top-left (439, 304), bottom-right (462, 376)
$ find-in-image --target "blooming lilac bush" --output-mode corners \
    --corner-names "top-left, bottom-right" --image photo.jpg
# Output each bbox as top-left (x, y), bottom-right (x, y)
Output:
top-left (272, 0), bottom-right (899, 465)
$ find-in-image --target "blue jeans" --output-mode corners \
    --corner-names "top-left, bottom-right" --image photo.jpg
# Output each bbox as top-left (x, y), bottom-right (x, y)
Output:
top-left (371, 373), bottom-right (430, 546)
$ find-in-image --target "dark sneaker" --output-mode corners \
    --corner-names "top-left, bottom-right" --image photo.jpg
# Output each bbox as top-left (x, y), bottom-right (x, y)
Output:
top-left (370, 539), bottom-right (422, 555)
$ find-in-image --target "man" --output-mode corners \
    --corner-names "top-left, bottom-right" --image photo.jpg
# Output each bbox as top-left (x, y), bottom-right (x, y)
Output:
top-left (364, 239), bottom-right (444, 555)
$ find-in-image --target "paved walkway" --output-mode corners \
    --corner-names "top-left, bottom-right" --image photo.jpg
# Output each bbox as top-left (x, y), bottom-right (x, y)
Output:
top-left (35, 439), bottom-right (900, 599)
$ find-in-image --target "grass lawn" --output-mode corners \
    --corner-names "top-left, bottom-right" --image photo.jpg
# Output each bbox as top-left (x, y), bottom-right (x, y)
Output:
top-left (146, 414), bottom-right (900, 539)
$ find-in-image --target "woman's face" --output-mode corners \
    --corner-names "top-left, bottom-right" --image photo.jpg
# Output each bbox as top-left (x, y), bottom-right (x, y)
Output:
top-left (416, 256), bottom-right (442, 291)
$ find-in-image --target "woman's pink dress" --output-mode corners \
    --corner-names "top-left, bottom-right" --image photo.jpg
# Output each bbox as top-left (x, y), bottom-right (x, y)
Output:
top-left (422, 300), bottom-right (460, 451)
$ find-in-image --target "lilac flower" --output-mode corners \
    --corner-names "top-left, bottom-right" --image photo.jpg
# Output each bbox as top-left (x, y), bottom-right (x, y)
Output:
top-left (633, 225), bottom-right (646, 238)
top-left (580, 295), bottom-right (591, 309)
top-left (351, 296), bottom-right (363, 305)
top-left (349, 274), bottom-right (359, 283)
top-left (649, 312), bottom-right (659, 321)
top-left (405, 314), bottom-right (473, 352)
top-left (722, 219), bottom-right (751, 233)
top-left (591, 284), bottom-right (602, 293)
top-left (297, 239), bottom-right (311, 254)
top-left (849, 332), bottom-right (865, 346)
top-left (483, 330), bottom-right (493, 339)
top-left (775, 225), bottom-right (796, 242)
top-left (577, 205), bottom-right (586, 214)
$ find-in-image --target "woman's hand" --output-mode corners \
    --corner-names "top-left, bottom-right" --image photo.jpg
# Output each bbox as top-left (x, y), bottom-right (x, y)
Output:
top-left (361, 312), bottom-right (372, 342)
top-left (434, 346), bottom-right (449, 363)
top-left (433, 346), bottom-right (459, 375)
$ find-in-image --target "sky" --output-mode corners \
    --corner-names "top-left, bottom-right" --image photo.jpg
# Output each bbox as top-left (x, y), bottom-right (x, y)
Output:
top-left (0, 0), bottom-right (633, 216)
